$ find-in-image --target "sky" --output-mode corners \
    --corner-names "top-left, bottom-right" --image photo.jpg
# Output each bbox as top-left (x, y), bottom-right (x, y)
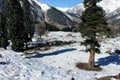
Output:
top-left (39, 0), bottom-right (83, 8)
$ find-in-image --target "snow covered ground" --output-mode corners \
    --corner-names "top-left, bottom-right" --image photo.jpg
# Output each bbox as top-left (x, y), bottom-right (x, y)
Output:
top-left (0, 31), bottom-right (120, 80)
top-left (0, 49), bottom-right (71, 80)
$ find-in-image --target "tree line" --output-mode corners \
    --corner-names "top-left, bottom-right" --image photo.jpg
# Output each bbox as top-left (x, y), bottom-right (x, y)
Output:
top-left (0, 0), bottom-right (34, 51)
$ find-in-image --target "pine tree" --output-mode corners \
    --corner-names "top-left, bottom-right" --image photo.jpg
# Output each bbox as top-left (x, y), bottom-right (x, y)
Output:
top-left (22, 0), bottom-right (34, 49)
top-left (5, 0), bottom-right (25, 51)
top-left (0, 13), bottom-right (9, 49)
top-left (78, 0), bottom-right (111, 68)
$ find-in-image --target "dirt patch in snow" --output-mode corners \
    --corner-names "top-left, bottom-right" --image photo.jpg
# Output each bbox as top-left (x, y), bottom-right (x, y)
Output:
top-left (76, 63), bottom-right (102, 71)
top-left (97, 73), bottom-right (120, 80)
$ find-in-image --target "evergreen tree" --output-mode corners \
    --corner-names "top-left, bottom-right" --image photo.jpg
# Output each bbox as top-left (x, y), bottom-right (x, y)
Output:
top-left (22, 0), bottom-right (34, 49)
top-left (78, 0), bottom-right (111, 68)
top-left (5, 0), bottom-right (25, 51)
top-left (0, 13), bottom-right (9, 49)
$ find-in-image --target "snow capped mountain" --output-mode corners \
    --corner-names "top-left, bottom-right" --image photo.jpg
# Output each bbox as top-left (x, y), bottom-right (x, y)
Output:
top-left (28, 0), bottom-right (76, 30)
top-left (66, 4), bottom-right (85, 15)
top-left (0, 0), bottom-right (77, 32)
top-left (56, 7), bottom-right (69, 12)
top-left (64, 0), bottom-right (120, 14)
top-left (107, 8), bottom-right (120, 26)
top-left (98, 0), bottom-right (120, 13)
top-left (1, 0), bottom-right (120, 29)
top-left (29, 0), bottom-right (45, 22)
top-left (29, 0), bottom-right (51, 12)
top-left (56, 4), bottom-right (85, 22)
top-left (57, 4), bottom-right (84, 19)
top-left (57, 0), bottom-right (120, 27)
top-left (59, 0), bottom-right (120, 16)
top-left (98, 0), bottom-right (120, 26)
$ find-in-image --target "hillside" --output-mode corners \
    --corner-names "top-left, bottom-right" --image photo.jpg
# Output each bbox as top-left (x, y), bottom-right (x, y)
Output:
top-left (46, 7), bottom-right (76, 30)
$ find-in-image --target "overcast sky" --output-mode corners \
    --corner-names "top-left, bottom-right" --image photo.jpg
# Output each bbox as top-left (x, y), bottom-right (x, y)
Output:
top-left (39, 0), bottom-right (83, 8)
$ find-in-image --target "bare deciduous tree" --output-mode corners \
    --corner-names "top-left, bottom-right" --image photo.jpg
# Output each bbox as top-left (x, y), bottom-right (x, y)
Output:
top-left (34, 21), bottom-right (46, 39)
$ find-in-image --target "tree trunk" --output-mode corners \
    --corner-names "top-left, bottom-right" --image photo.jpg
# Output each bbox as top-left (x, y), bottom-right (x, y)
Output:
top-left (88, 48), bottom-right (95, 68)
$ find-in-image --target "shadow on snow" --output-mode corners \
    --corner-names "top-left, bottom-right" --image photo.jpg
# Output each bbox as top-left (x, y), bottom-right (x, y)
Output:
top-left (0, 61), bottom-right (10, 65)
top-left (27, 48), bottom-right (76, 58)
top-left (96, 51), bottom-right (120, 66)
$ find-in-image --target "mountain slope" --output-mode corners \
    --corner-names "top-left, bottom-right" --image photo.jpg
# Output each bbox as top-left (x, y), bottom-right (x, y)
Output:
top-left (29, 0), bottom-right (76, 30)
top-left (99, 0), bottom-right (120, 26)
top-left (60, 0), bottom-right (120, 27)
top-left (29, 0), bottom-right (45, 23)
top-left (45, 7), bottom-right (76, 29)
top-left (29, 0), bottom-right (51, 12)
top-left (65, 0), bottom-right (120, 15)
top-left (98, 0), bottom-right (120, 13)
top-left (107, 8), bottom-right (120, 26)
top-left (0, 0), bottom-right (77, 30)
top-left (66, 4), bottom-right (84, 17)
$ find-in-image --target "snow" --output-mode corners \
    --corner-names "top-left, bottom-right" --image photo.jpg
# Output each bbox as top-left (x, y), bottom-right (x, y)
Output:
top-left (58, 4), bottom-right (85, 15)
top-left (58, 0), bottom-right (120, 16)
top-left (42, 31), bottom-right (84, 42)
top-left (56, 8), bottom-right (77, 20)
top-left (0, 31), bottom-right (120, 80)
top-left (68, 4), bottom-right (85, 14)
top-left (31, 0), bottom-right (51, 12)
top-left (0, 49), bottom-right (71, 80)
top-left (98, 0), bottom-right (120, 13)
top-left (56, 7), bottom-right (69, 12)
top-left (116, 16), bottom-right (120, 19)
top-left (35, 32), bottom-right (120, 80)
top-left (65, 14), bottom-right (73, 20)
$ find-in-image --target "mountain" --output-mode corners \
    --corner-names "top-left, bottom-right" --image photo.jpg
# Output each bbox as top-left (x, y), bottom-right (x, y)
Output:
top-left (59, 0), bottom-right (120, 27)
top-left (98, 0), bottom-right (120, 13)
top-left (57, 4), bottom-right (84, 22)
top-left (64, 0), bottom-right (120, 15)
top-left (29, 0), bottom-right (77, 30)
top-left (1, 0), bottom-right (120, 32)
top-left (99, 0), bottom-right (120, 27)
top-left (64, 4), bottom-right (84, 18)
top-left (0, 0), bottom-right (77, 31)
top-left (107, 8), bottom-right (120, 26)
top-left (29, 0), bottom-right (45, 23)
top-left (57, 4), bottom-right (84, 17)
